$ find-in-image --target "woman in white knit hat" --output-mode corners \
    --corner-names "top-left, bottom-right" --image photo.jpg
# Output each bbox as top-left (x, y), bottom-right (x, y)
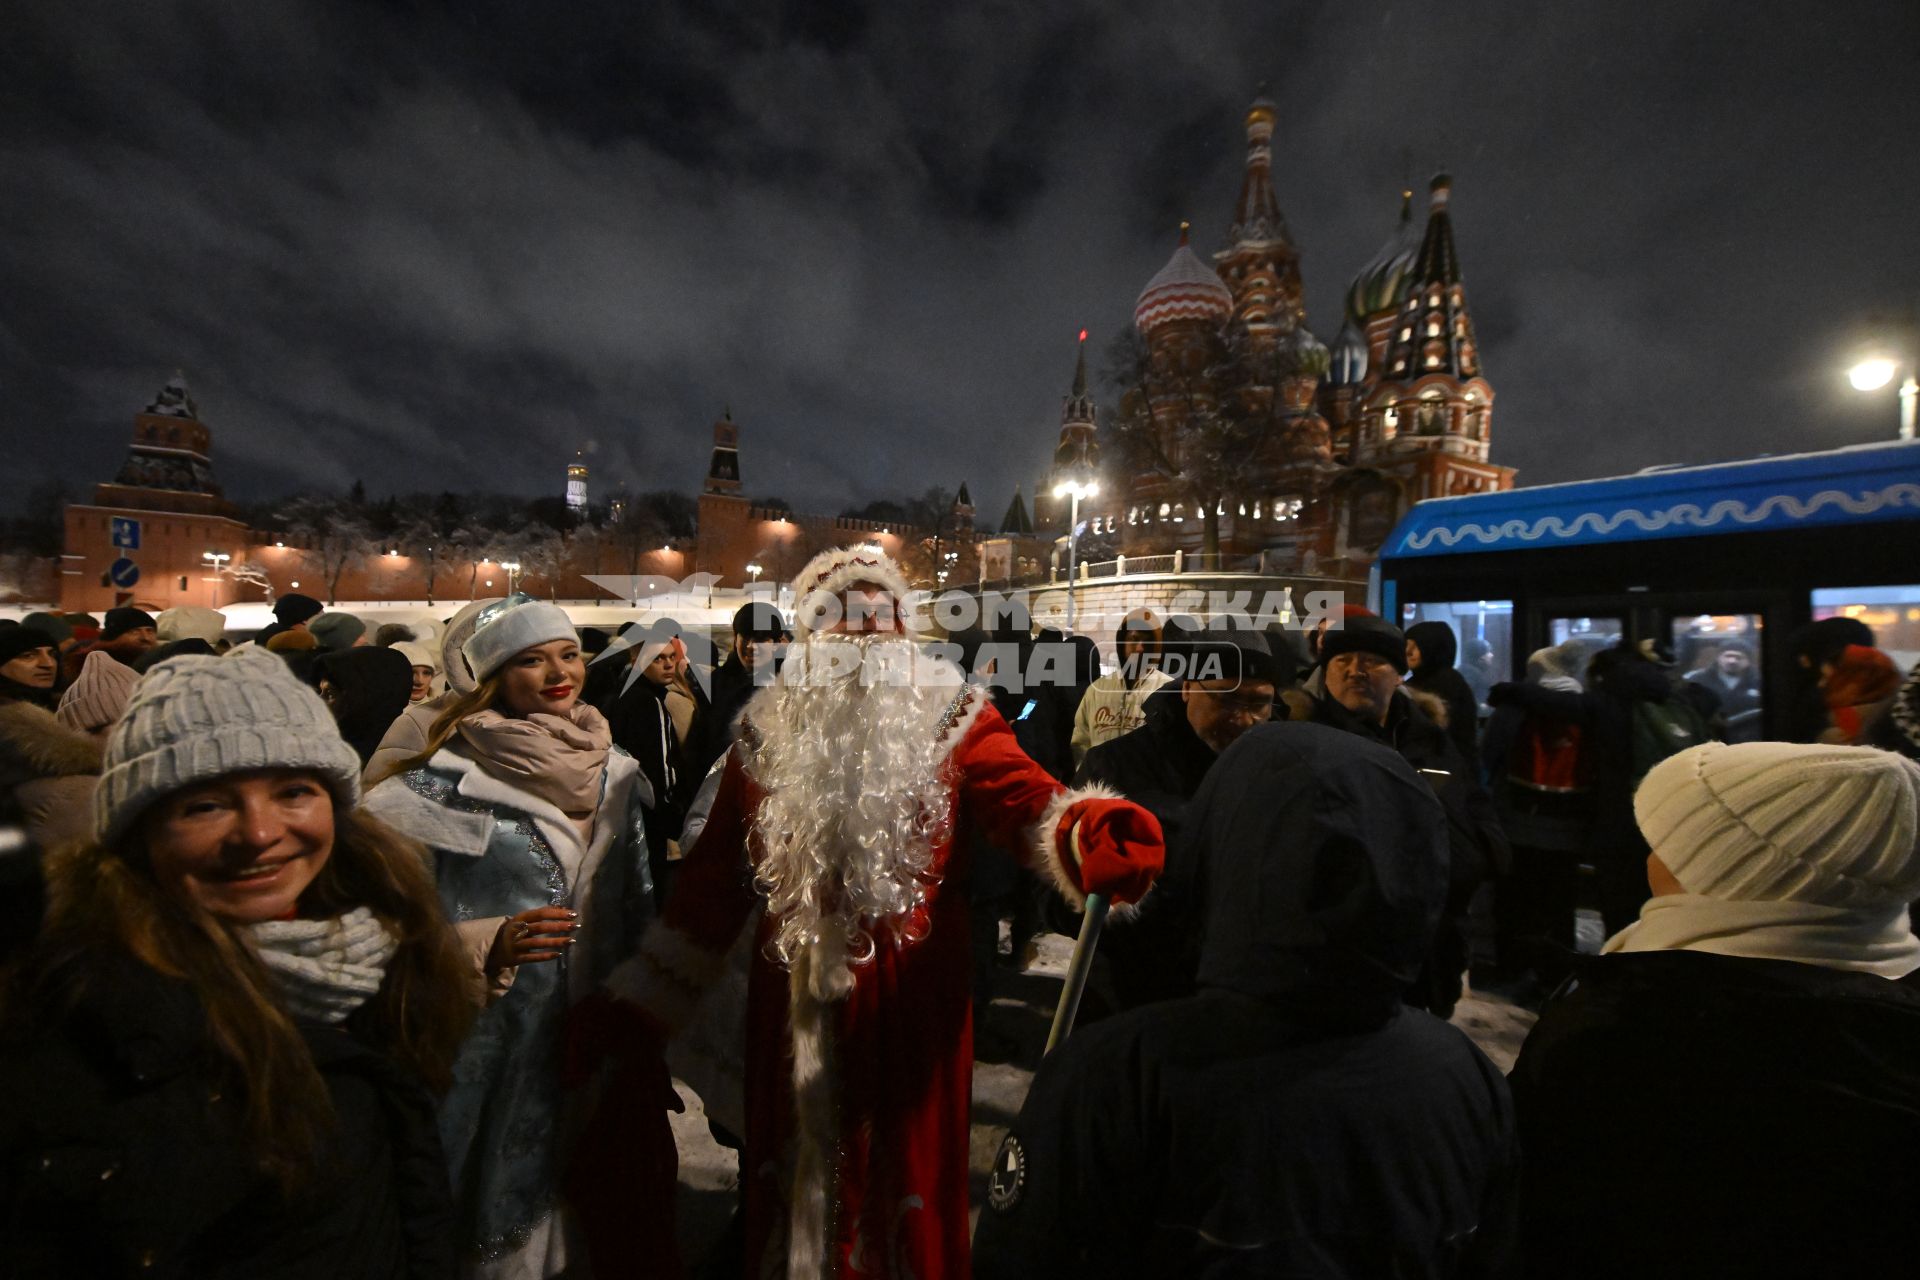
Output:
top-left (0, 647), bottom-right (475, 1277)
top-left (1509, 740), bottom-right (1920, 1278)
top-left (363, 594), bottom-right (661, 1280)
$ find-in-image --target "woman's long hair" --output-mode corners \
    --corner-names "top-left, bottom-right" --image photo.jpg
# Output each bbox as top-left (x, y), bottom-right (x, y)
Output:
top-left (370, 671), bottom-right (504, 784)
top-left (11, 802), bottom-right (475, 1192)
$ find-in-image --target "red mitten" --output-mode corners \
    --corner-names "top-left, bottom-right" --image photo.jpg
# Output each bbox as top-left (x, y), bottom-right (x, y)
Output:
top-left (1058, 798), bottom-right (1164, 904)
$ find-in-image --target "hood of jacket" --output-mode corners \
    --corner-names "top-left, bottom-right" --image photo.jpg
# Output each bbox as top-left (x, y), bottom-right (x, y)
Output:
top-left (1405, 621), bottom-right (1459, 674)
top-left (1188, 721), bottom-right (1449, 1022)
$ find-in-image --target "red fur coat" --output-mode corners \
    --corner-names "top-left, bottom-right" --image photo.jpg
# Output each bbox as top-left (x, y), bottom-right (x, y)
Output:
top-left (609, 683), bottom-right (1160, 1279)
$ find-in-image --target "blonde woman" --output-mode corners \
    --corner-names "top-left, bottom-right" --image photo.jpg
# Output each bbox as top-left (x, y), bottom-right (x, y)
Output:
top-left (365, 595), bottom-right (660, 1279)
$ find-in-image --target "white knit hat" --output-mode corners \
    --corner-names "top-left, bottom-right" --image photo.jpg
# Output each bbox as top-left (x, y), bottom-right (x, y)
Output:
top-left (390, 640), bottom-right (440, 675)
top-left (156, 605), bottom-right (227, 646)
top-left (789, 545), bottom-right (915, 639)
top-left (460, 594), bottom-right (578, 683)
top-left (56, 649), bottom-right (139, 735)
top-left (436, 598), bottom-right (500, 693)
top-left (1634, 741), bottom-right (1920, 910)
top-left (94, 647), bottom-right (363, 844)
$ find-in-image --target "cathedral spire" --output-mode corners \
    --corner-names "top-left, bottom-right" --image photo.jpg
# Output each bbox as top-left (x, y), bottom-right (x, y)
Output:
top-left (1051, 331), bottom-right (1100, 484)
top-left (1226, 89), bottom-right (1289, 248)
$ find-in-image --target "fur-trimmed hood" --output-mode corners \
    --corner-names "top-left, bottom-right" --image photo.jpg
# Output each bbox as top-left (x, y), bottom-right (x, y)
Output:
top-left (0, 699), bottom-right (103, 782)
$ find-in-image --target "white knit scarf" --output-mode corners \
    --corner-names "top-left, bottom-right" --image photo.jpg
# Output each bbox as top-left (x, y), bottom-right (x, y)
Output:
top-left (245, 906), bottom-right (398, 1024)
top-left (1603, 893), bottom-right (1920, 980)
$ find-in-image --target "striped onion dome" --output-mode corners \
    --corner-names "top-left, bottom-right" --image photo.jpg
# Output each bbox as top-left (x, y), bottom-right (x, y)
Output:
top-left (1133, 224), bottom-right (1234, 335)
top-left (1328, 319), bottom-right (1369, 386)
top-left (1344, 190), bottom-right (1420, 325)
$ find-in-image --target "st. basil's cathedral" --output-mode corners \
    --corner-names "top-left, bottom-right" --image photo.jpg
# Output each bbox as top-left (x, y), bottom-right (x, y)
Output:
top-left (1035, 91), bottom-right (1514, 580)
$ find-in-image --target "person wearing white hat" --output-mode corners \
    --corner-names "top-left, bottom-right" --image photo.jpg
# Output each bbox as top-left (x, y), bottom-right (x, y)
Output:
top-left (391, 639), bottom-right (441, 705)
top-left (1509, 740), bottom-right (1920, 1277)
top-left (364, 598), bottom-right (498, 779)
top-left (362, 594), bottom-right (661, 1279)
top-left (0, 648), bottom-right (475, 1276)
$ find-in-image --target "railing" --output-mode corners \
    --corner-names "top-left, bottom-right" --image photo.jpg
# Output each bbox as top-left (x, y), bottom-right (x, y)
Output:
top-left (1052, 550), bottom-right (1290, 583)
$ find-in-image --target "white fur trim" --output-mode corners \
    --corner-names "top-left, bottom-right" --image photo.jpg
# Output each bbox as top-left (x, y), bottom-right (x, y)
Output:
top-left (602, 921), bottom-right (733, 1033)
top-left (362, 774), bottom-right (497, 858)
top-left (1030, 782), bottom-right (1123, 910)
top-left (786, 946), bottom-right (839, 1280)
top-left (788, 545), bottom-right (913, 639)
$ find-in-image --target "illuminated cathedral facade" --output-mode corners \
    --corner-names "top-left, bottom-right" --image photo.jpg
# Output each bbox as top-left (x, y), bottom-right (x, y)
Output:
top-left (1036, 93), bottom-right (1514, 579)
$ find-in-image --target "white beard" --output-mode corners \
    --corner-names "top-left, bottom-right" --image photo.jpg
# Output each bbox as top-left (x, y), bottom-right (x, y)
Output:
top-left (746, 635), bottom-right (964, 1000)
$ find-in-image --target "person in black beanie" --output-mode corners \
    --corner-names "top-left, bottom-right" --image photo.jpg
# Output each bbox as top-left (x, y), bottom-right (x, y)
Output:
top-left (256, 592), bottom-right (324, 647)
top-left (689, 601), bottom-right (787, 781)
top-left (96, 607), bottom-right (157, 664)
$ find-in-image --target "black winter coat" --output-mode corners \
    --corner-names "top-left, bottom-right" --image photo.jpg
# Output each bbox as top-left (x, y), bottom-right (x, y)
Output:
top-left (1074, 684), bottom-right (1216, 849)
top-left (1311, 689), bottom-right (1510, 891)
top-left (1509, 950), bottom-right (1920, 1278)
top-left (1406, 621), bottom-right (1481, 761)
top-left (1072, 686), bottom-right (1222, 1011)
top-left (0, 952), bottom-right (455, 1279)
top-left (604, 677), bottom-right (689, 845)
top-left (975, 725), bottom-right (1517, 1279)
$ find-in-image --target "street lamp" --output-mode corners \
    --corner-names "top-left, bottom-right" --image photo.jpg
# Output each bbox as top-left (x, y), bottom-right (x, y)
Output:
top-left (202, 551), bottom-right (230, 607)
top-left (1848, 355), bottom-right (1917, 441)
top-left (501, 560), bottom-right (522, 594)
top-left (746, 561), bottom-right (763, 584)
top-left (1051, 476), bottom-right (1099, 635)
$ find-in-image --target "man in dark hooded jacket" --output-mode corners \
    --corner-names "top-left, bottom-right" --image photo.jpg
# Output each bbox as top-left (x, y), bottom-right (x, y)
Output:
top-left (1407, 620), bottom-right (1480, 760)
top-left (973, 723), bottom-right (1517, 1279)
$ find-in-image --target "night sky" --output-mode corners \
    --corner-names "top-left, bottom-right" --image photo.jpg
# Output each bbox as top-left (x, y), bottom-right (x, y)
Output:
top-left (4, 1), bottom-right (1916, 516)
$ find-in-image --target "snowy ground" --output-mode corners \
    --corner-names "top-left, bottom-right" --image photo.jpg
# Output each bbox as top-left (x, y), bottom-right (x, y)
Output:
top-left (665, 914), bottom-right (1600, 1271)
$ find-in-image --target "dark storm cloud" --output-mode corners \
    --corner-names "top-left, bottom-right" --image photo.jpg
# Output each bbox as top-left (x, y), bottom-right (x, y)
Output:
top-left (3, 0), bottom-right (1916, 516)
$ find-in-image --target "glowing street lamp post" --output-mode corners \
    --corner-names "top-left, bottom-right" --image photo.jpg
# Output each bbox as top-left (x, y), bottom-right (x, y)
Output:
top-left (1848, 355), bottom-right (1918, 442)
top-left (202, 551), bottom-right (230, 607)
top-left (1051, 477), bottom-right (1098, 636)
top-left (501, 560), bottom-right (522, 595)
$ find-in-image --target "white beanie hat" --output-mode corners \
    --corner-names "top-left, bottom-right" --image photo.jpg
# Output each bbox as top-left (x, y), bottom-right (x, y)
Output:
top-left (94, 647), bottom-right (363, 844)
top-left (788, 545), bottom-right (914, 639)
top-left (56, 649), bottom-right (139, 735)
top-left (439, 597), bottom-right (502, 693)
top-left (461, 594), bottom-right (578, 683)
top-left (1634, 741), bottom-right (1920, 910)
top-left (156, 606), bottom-right (227, 646)
top-left (391, 640), bottom-right (440, 675)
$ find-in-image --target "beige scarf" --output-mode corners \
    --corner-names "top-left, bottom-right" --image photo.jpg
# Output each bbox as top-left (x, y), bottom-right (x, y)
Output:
top-left (1603, 893), bottom-right (1920, 980)
top-left (457, 703), bottom-right (613, 818)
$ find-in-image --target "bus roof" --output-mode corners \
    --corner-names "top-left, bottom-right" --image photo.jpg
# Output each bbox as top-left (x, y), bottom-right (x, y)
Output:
top-left (1380, 439), bottom-right (1920, 561)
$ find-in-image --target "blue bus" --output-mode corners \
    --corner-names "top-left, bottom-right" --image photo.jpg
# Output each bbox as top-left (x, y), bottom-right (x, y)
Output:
top-left (1375, 440), bottom-right (1920, 737)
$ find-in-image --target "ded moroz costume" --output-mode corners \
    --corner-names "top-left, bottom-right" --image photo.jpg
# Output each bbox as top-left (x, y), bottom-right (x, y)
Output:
top-left (599, 546), bottom-right (1164, 1280)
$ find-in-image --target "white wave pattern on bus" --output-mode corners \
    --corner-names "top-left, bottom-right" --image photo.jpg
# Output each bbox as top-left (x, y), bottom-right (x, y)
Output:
top-left (1402, 482), bottom-right (1920, 552)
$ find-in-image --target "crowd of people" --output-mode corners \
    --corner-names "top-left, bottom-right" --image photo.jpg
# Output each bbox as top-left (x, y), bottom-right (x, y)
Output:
top-left (1, 565), bottom-right (1918, 1278)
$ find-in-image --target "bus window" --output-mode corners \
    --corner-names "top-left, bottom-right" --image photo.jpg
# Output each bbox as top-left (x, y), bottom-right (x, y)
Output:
top-left (1813, 586), bottom-right (1920, 672)
top-left (1673, 613), bottom-right (1764, 744)
top-left (1401, 600), bottom-right (1512, 706)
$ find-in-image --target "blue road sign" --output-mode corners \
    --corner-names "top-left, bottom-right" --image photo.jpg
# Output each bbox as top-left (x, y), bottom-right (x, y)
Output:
top-left (110, 517), bottom-right (141, 550)
top-left (108, 557), bottom-right (141, 589)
